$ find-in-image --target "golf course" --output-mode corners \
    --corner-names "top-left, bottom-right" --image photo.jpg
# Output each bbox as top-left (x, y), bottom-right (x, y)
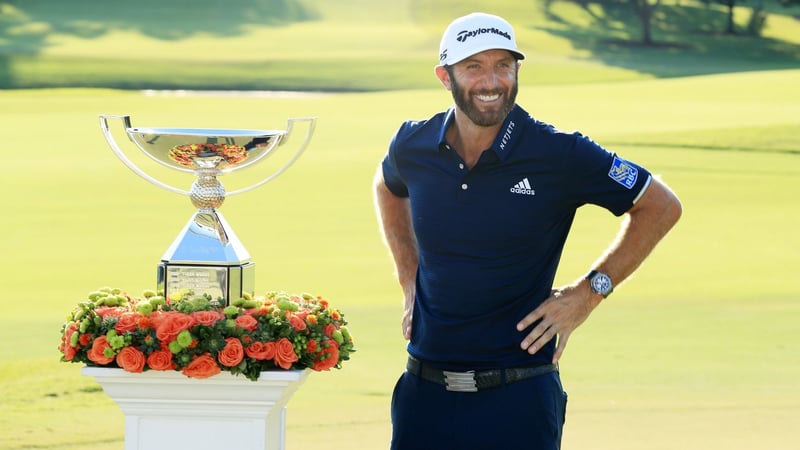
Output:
top-left (1, 0), bottom-right (798, 449)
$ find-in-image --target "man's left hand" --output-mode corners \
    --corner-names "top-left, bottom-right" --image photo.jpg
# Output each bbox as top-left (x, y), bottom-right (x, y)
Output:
top-left (516, 282), bottom-right (602, 364)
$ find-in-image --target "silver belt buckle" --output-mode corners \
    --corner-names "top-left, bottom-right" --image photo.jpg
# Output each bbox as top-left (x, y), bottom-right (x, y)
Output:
top-left (442, 370), bottom-right (478, 392)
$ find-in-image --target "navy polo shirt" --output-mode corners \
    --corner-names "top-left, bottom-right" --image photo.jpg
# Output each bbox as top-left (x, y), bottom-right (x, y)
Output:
top-left (381, 105), bottom-right (652, 370)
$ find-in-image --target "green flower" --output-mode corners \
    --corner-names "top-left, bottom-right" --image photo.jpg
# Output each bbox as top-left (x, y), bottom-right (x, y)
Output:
top-left (176, 330), bottom-right (193, 348)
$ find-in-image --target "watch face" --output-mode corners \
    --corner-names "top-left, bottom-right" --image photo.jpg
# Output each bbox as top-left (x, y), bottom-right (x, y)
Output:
top-left (591, 273), bottom-right (612, 295)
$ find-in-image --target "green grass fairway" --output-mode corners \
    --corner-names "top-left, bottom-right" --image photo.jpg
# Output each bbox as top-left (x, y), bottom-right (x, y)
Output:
top-left (2, 68), bottom-right (799, 449)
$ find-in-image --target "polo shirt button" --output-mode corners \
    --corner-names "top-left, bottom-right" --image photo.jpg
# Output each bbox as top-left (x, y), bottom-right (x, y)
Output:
top-left (458, 163), bottom-right (465, 170)
top-left (461, 183), bottom-right (468, 190)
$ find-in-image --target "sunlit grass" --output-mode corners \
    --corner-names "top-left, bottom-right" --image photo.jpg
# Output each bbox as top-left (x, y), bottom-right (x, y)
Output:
top-left (2, 66), bottom-right (799, 448)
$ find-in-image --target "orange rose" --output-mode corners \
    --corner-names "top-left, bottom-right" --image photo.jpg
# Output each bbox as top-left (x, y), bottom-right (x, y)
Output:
top-left (156, 312), bottom-right (195, 343)
top-left (181, 353), bottom-right (221, 379)
top-left (245, 341), bottom-right (275, 360)
top-left (312, 340), bottom-right (339, 371)
top-left (235, 314), bottom-right (258, 331)
top-left (146, 349), bottom-right (176, 371)
top-left (246, 307), bottom-right (269, 317)
top-left (61, 327), bottom-right (77, 361)
top-left (61, 324), bottom-right (79, 359)
top-left (149, 311), bottom-right (166, 329)
top-left (115, 312), bottom-right (140, 334)
top-left (191, 310), bottom-right (224, 327)
top-left (323, 323), bottom-right (336, 337)
top-left (306, 339), bottom-right (318, 353)
top-left (288, 314), bottom-right (307, 332)
top-left (116, 346), bottom-right (146, 373)
top-left (95, 306), bottom-right (126, 319)
top-left (274, 338), bottom-right (299, 370)
top-left (218, 337), bottom-right (244, 367)
top-left (62, 343), bottom-right (76, 361)
top-left (87, 336), bottom-right (114, 365)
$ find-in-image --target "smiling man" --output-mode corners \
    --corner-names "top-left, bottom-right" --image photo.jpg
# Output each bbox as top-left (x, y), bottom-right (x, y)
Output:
top-left (373, 12), bottom-right (682, 450)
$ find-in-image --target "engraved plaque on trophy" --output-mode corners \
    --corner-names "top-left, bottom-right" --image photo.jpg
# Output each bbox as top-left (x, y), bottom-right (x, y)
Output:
top-left (100, 115), bottom-right (315, 304)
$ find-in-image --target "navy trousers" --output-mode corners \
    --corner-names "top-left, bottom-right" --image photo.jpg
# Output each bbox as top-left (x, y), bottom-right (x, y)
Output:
top-left (390, 369), bottom-right (567, 450)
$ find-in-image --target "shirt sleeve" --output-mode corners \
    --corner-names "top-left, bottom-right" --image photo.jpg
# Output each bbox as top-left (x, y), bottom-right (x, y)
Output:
top-left (566, 133), bottom-right (652, 216)
top-left (381, 125), bottom-right (410, 198)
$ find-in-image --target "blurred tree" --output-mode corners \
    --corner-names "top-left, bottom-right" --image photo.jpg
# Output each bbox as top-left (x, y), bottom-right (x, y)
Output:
top-left (716, 0), bottom-right (742, 34)
top-left (632, 0), bottom-right (661, 44)
top-left (747, 0), bottom-right (767, 34)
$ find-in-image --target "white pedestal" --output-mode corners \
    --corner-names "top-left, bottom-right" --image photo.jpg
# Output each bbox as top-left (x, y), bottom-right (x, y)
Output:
top-left (82, 367), bottom-right (310, 450)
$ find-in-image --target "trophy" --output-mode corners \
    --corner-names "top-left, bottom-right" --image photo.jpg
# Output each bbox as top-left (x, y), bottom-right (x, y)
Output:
top-left (100, 115), bottom-right (315, 305)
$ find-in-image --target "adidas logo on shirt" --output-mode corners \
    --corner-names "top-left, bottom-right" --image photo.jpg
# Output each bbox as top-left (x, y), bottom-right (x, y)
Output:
top-left (510, 178), bottom-right (535, 196)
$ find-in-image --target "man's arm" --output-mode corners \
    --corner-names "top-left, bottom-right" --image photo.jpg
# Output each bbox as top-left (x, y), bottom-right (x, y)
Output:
top-left (516, 176), bottom-right (683, 363)
top-left (373, 166), bottom-right (418, 339)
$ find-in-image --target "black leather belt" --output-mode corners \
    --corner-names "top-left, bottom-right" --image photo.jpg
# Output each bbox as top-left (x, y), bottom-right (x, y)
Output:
top-left (406, 356), bottom-right (558, 392)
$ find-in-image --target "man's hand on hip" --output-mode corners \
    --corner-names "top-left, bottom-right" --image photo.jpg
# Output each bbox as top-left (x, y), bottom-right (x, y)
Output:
top-left (516, 281), bottom-right (602, 364)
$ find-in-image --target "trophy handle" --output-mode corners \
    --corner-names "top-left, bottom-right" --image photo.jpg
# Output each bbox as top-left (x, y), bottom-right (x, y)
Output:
top-left (227, 117), bottom-right (316, 196)
top-left (100, 114), bottom-right (190, 196)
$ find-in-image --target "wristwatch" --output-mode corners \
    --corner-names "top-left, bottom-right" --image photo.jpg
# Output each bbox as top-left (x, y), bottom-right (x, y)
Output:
top-left (586, 270), bottom-right (613, 298)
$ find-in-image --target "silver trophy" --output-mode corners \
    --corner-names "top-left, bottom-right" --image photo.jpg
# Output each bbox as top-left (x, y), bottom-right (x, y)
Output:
top-left (100, 115), bottom-right (315, 304)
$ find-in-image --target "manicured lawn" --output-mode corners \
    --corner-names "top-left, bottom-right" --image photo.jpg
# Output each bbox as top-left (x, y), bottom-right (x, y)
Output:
top-left (2, 67), bottom-right (799, 448)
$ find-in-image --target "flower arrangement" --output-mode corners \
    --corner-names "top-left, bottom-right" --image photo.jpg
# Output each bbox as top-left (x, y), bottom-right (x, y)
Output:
top-left (59, 287), bottom-right (355, 381)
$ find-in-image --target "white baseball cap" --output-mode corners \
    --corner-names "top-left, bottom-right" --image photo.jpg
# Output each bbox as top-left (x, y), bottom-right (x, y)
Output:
top-left (438, 13), bottom-right (525, 66)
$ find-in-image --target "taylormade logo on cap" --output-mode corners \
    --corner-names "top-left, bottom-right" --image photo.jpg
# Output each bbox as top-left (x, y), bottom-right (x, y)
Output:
top-left (456, 27), bottom-right (512, 44)
top-left (438, 13), bottom-right (525, 66)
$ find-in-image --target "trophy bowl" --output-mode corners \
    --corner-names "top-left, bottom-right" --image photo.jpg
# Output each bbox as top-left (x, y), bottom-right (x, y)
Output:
top-left (100, 114), bottom-right (316, 304)
top-left (125, 127), bottom-right (287, 173)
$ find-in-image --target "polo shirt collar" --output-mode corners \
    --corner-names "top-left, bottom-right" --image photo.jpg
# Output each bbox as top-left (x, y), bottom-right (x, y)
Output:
top-left (436, 108), bottom-right (455, 152)
top-left (436, 105), bottom-right (526, 162)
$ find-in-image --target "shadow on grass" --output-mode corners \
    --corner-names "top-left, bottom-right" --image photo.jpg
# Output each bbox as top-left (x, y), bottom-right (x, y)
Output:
top-left (536, 1), bottom-right (800, 77)
top-left (0, 0), bottom-right (318, 86)
top-left (0, 0), bottom-right (798, 89)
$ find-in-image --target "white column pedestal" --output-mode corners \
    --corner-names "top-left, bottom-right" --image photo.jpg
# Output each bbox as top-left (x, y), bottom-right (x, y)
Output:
top-left (82, 367), bottom-right (309, 450)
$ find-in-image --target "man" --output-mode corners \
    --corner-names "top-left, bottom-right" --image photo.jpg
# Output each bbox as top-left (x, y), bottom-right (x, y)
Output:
top-left (373, 12), bottom-right (682, 450)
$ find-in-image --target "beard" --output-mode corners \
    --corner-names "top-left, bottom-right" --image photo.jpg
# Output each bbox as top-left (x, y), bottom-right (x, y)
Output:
top-left (448, 68), bottom-right (519, 127)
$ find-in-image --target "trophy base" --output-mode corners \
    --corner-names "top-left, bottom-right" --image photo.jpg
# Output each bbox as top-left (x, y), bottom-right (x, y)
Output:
top-left (157, 261), bottom-right (255, 304)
